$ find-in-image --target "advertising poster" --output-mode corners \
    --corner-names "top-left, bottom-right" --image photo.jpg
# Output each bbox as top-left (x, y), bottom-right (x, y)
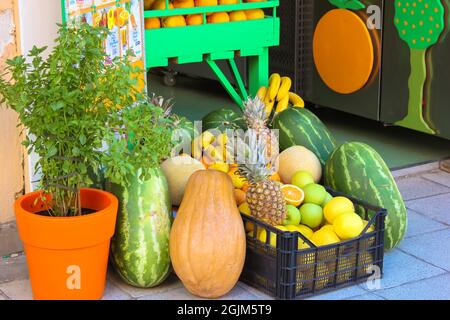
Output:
top-left (62, 0), bottom-right (146, 90)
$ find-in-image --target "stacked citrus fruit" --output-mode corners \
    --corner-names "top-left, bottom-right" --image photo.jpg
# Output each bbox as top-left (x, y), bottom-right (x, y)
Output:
top-left (144, 0), bottom-right (266, 29)
top-left (234, 169), bottom-right (375, 249)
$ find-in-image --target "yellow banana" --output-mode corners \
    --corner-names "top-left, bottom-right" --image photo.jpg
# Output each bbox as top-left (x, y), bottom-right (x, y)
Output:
top-left (256, 86), bottom-right (267, 101)
top-left (275, 94), bottom-right (290, 113)
top-left (276, 77), bottom-right (292, 101)
top-left (289, 92), bottom-right (305, 108)
top-left (267, 73), bottom-right (281, 101)
top-left (264, 96), bottom-right (275, 116)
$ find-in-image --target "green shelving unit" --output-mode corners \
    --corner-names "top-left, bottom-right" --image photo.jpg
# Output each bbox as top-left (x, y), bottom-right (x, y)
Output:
top-left (144, 0), bottom-right (280, 108)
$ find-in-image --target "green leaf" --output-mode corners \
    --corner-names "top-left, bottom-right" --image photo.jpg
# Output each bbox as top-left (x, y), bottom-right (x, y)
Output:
top-left (79, 134), bottom-right (86, 145)
top-left (50, 101), bottom-right (65, 111)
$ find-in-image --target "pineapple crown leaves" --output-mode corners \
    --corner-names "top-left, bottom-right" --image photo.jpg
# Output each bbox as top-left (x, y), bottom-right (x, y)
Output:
top-left (243, 96), bottom-right (269, 130)
top-left (394, 0), bottom-right (446, 50)
top-left (328, 0), bottom-right (365, 10)
top-left (148, 92), bottom-right (174, 118)
top-left (237, 135), bottom-right (274, 182)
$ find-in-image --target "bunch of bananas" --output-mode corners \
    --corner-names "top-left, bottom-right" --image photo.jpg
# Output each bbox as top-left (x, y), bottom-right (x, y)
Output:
top-left (256, 74), bottom-right (305, 117)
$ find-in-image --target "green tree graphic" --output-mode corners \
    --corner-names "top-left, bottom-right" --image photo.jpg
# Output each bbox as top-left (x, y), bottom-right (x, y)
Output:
top-left (394, 0), bottom-right (445, 134)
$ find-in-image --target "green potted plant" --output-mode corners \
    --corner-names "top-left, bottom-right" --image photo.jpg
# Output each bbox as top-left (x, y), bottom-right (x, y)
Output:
top-left (103, 94), bottom-right (177, 288)
top-left (0, 23), bottom-right (140, 300)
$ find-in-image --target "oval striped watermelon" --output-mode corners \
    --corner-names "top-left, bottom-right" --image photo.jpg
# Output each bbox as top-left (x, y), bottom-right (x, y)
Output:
top-left (108, 167), bottom-right (172, 287)
top-left (272, 107), bottom-right (336, 167)
top-left (324, 142), bottom-right (407, 250)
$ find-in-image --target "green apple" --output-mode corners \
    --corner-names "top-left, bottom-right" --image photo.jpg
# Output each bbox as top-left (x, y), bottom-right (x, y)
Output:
top-left (291, 170), bottom-right (315, 188)
top-left (303, 183), bottom-right (327, 205)
top-left (283, 205), bottom-right (301, 226)
top-left (299, 203), bottom-right (323, 228)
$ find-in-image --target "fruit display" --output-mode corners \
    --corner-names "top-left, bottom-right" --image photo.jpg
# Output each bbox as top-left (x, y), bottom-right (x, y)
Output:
top-left (169, 170), bottom-right (246, 298)
top-left (276, 146), bottom-right (322, 184)
top-left (272, 107), bottom-right (337, 167)
top-left (109, 167), bottom-right (172, 288)
top-left (324, 142), bottom-right (407, 250)
top-left (161, 155), bottom-right (206, 206)
top-left (144, 0), bottom-right (267, 29)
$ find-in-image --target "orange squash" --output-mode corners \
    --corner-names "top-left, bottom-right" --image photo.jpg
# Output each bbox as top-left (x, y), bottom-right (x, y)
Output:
top-left (169, 170), bottom-right (246, 298)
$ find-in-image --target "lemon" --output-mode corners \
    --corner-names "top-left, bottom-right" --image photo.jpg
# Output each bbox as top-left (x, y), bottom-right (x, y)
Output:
top-left (311, 229), bottom-right (341, 247)
top-left (320, 224), bottom-right (334, 232)
top-left (258, 226), bottom-right (288, 247)
top-left (362, 220), bottom-right (375, 233)
top-left (228, 169), bottom-right (246, 189)
top-left (333, 212), bottom-right (364, 240)
top-left (238, 202), bottom-right (251, 216)
top-left (201, 131), bottom-right (215, 149)
top-left (323, 196), bottom-right (355, 224)
top-left (285, 224), bottom-right (314, 249)
top-left (208, 162), bottom-right (229, 173)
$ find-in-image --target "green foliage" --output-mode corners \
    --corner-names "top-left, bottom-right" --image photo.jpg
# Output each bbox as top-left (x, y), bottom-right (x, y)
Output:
top-left (0, 23), bottom-right (142, 216)
top-left (328, 0), bottom-right (365, 10)
top-left (394, 0), bottom-right (445, 49)
top-left (103, 99), bottom-right (175, 187)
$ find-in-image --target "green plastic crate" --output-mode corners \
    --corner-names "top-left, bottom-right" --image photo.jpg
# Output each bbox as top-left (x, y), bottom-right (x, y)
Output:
top-left (144, 0), bottom-right (280, 107)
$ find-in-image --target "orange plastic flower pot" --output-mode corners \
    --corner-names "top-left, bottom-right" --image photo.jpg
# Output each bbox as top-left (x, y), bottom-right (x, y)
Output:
top-left (14, 188), bottom-right (118, 300)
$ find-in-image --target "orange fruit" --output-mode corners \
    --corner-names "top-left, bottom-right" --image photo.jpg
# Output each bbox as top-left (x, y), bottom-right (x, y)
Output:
top-left (245, 8), bottom-right (265, 20)
top-left (186, 14), bottom-right (204, 25)
top-left (195, 0), bottom-right (218, 6)
top-left (241, 182), bottom-right (250, 192)
top-left (219, 0), bottom-right (238, 4)
top-left (270, 172), bottom-right (281, 182)
top-left (152, 0), bottom-right (174, 9)
top-left (207, 12), bottom-right (230, 24)
top-left (229, 10), bottom-right (247, 22)
top-left (281, 184), bottom-right (305, 207)
top-left (173, 0), bottom-right (195, 8)
top-left (234, 189), bottom-right (246, 205)
top-left (144, 17), bottom-right (161, 29)
top-left (162, 15), bottom-right (186, 28)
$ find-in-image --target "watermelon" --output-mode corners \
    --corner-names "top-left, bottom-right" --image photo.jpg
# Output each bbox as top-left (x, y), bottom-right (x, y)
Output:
top-left (324, 142), bottom-right (407, 250)
top-left (202, 108), bottom-right (246, 132)
top-left (272, 107), bottom-right (336, 167)
top-left (107, 167), bottom-right (172, 287)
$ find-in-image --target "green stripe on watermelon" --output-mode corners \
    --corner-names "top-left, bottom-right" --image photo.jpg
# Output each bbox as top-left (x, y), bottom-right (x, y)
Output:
top-left (108, 167), bottom-right (172, 287)
top-left (272, 107), bottom-right (336, 167)
top-left (324, 142), bottom-right (407, 250)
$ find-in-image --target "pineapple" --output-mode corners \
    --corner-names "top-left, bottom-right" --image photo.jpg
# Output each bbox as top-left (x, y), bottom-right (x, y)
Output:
top-left (237, 139), bottom-right (286, 226)
top-left (243, 96), bottom-right (279, 162)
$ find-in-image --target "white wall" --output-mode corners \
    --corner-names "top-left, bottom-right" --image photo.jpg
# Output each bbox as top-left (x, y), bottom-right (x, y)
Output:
top-left (18, 0), bottom-right (62, 189)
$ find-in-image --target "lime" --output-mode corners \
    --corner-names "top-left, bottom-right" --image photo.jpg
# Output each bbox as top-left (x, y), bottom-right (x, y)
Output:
top-left (299, 203), bottom-right (323, 228)
top-left (303, 183), bottom-right (327, 205)
top-left (322, 192), bottom-right (333, 207)
top-left (284, 205), bottom-right (301, 225)
top-left (291, 170), bottom-right (315, 188)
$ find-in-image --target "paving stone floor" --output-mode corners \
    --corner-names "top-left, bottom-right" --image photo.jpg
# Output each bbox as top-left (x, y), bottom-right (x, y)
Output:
top-left (1, 164), bottom-right (449, 300)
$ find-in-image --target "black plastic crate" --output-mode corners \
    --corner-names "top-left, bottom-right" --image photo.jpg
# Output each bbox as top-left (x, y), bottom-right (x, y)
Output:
top-left (239, 188), bottom-right (386, 300)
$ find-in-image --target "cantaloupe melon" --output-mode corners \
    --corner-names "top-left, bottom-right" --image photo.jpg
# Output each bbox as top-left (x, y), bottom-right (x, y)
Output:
top-left (276, 146), bottom-right (322, 184)
top-left (161, 156), bottom-right (205, 206)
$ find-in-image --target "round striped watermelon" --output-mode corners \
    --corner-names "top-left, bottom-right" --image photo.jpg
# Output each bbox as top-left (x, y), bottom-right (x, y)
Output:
top-left (108, 167), bottom-right (172, 288)
top-left (272, 107), bottom-right (336, 167)
top-left (324, 142), bottom-right (407, 250)
top-left (202, 108), bottom-right (246, 132)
